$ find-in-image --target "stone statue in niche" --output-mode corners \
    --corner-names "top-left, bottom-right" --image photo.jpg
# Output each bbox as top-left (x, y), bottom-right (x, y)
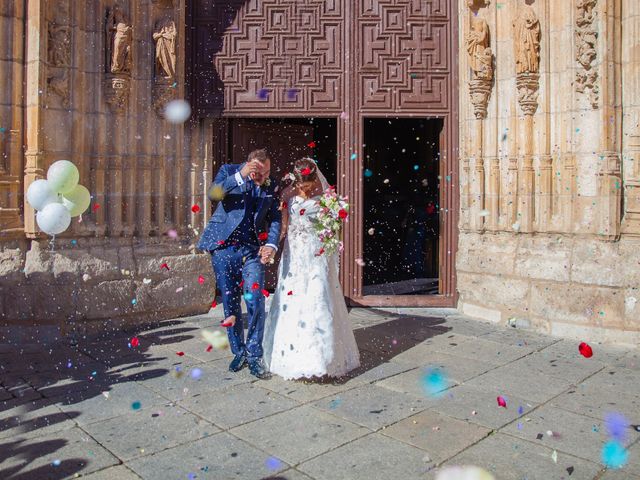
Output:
top-left (48, 23), bottom-right (71, 67)
top-left (466, 17), bottom-right (493, 81)
top-left (513, 6), bottom-right (541, 75)
top-left (106, 5), bottom-right (132, 74)
top-left (47, 73), bottom-right (70, 108)
top-left (153, 16), bottom-right (177, 80)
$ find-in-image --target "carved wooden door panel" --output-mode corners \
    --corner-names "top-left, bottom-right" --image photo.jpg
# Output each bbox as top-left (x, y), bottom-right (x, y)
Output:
top-left (230, 119), bottom-right (313, 289)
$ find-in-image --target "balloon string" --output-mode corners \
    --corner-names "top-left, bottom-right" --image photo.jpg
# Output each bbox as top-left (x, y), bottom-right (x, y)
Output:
top-left (50, 234), bottom-right (56, 252)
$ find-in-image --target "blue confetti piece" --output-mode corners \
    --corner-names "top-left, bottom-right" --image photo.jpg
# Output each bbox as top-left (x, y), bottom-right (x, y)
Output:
top-left (420, 367), bottom-right (448, 397)
top-left (350, 153), bottom-right (357, 160)
top-left (328, 398), bottom-right (342, 409)
top-left (517, 422), bottom-right (523, 430)
top-left (191, 368), bottom-right (202, 380)
top-left (0, 127), bottom-right (5, 133)
top-left (91, 371), bottom-right (97, 376)
top-left (592, 424), bottom-right (599, 432)
top-left (67, 361), bottom-right (72, 368)
top-left (518, 406), bottom-right (524, 415)
top-left (244, 292), bottom-right (254, 301)
top-left (413, 165), bottom-right (419, 171)
top-left (605, 412), bottom-right (629, 442)
top-left (175, 366), bottom-right (182, 372)
top-left (187, 473), bottom-right (197, 480)
top-left (601, 440), bottom-right (628, 469)
top-left (131, 298), bottom-right (137, 305)
top-left (131, 401), bottom-right (142, 410)
top-left (52, 459), bottom-right (61, 467)
top-left (364, 169), bottom-right (373, 178)
top-left (71, 239), bottom-right (77, 245)
top-left (265, 457), bottom-right (284, 470)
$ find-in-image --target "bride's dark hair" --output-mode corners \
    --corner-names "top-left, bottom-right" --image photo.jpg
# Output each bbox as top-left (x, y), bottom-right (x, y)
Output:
top-left (292, 157), bottom-right (318, 184)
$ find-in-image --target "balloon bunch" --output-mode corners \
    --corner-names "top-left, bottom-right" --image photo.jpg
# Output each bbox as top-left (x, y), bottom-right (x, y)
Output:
top-left (26, 160), bottom-right (90, 236)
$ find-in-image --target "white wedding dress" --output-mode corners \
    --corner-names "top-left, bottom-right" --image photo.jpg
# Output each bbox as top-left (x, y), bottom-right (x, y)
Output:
top-left (263, 195), bottom-right (361, 380)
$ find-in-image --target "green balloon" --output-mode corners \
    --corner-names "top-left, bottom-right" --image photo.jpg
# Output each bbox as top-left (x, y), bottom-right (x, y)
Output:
top-left (47, 160), bottom-right (79, 194)
top-left (62, 184), bottom-right (91, 217)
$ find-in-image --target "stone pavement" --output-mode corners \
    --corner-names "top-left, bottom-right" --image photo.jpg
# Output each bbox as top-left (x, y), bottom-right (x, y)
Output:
top-left (1, 307), bottom-right (639, 480)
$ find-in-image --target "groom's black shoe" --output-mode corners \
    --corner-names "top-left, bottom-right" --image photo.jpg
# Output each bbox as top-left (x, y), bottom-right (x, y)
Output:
top-left (248, 358), bottom-right (271, 379)
top-left (229, 353), bottom-right (247, 372)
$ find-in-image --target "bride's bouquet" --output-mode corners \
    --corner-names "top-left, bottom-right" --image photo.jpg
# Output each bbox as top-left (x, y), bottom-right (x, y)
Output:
top-left (313, 186), bottom-right (349, 256)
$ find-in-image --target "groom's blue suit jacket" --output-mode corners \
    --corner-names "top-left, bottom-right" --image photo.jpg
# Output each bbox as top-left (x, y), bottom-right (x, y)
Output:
top-left (197, 163), bottom-right (282, 252)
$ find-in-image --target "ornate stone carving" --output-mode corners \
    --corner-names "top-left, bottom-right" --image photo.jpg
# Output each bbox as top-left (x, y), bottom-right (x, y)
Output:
top-left (575, 0), bottom-right (599, 108)
top-left (153, 80), bottom-right (177, 117)
top-left (104, 75), bottom-right (130, 113)
top-left (513, 6), bottom-right (541, 75)
top-left (48, 23), bottom-right (71, 67)
top-left (153, 16), bottom-right (177, 80)
top-left (106, 5), bottom-right (132, 74)
top-left (513, 7), bottom-right (541, 116)
top-left (47, 73), bottom-right (70, 107)
top-left (466, 16), bottom-right (493, 119)
top-left (467, 0), bottom-right (490, 9)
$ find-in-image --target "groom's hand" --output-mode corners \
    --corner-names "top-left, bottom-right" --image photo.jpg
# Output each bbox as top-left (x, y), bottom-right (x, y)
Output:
top-left (259, 246), bottom-right (276, 265)
top-left (240, 160), bottom-right (261, 180)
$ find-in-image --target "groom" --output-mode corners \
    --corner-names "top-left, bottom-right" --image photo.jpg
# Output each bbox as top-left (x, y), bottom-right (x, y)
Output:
top-left (197, 149), bottom-right (281, 379)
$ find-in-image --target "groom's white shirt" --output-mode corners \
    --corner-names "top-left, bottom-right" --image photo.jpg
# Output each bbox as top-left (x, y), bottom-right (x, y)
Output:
top-left (234, 170), bottom-right (278, 252)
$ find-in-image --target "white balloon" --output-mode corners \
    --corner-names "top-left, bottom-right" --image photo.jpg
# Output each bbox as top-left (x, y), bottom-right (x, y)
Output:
top-left (36, 202), bottom-right (71, 236)
top-left (61, 184), bottom-right (91, 217)
top-left (26, 179), bottom-right (59, 211)
top-left (164, 99), bottom-right (192, 124)
top-left (47, 160), bottom-right (79, 194)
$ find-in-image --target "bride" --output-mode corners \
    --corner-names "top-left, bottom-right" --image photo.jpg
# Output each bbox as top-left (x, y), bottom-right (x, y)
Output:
top-left (262, 158), bottom-right (360, 380)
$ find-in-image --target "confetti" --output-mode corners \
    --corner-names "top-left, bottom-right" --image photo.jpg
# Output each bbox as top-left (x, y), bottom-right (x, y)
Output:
top-left (131, 298), bottom-right (137, 305)
top-left (328, 398), bottom-right (342, 409)
top-left (92, 203), bottom-right (100, 212)
top-left (307, 141), bottom-right (316, 148)
top-left (518, 405), bottom-right (524, 415)
top-left (176, 287), bottom-right (184, 293)
top-left (300, 208), bottom-right (306, 215)
top-left (287, 290), bottom-right (293, 295)
top-left (265, 457), bottom-right (284, 470)
top-left (206, 345), bottom-right (213, 352)
top-left (551, 450), bottom-right (558, 463)
top-left (191, 204), bottom-right (201, 213)
top-left (131, 401), bottom-right (142, 410)
top-left (421, 367), bottom-right (448, 397)
top-left (258, 231), bottom-right (268, 241)
top-left (167, 229), bottom-right (178, 239)
top-left (355, 258), bottom-right (366, 266)
top-left (82, 273), bottom-right (91, 282)
top-left (578, 342), bottom-right (593, 358)
top-left (413, 165), bottom-right (419, 171)
top-left (435, 466), bottom-right (495, 480)
top-left (202, 329), bottom-right (229, 350)
top-left (350, 153), bottom-right (357, 160)
top-left (130, 337), bottom-right (139, 347)
top-left (176, 351), bottom-right (185, 356)
top-left (211, 299), bottom-right (217, 308)
top-left (251, 282), bottom-right (260, 290)
top-left (143, 278), bottom-right (152, 284)
top-left (52, 459), bottom-right (61, 467)
top-left (605, 412), bottom-right (629, 442)
top-left (190, 368), bottom-right (202, 380)
top-left (602, 440), bottom-right (628, 469)
top-left (364, 168), bottom-right (373, 177)
top-left (244, 292), bottom-right (253, 301)
top-left (367, 228), bottom-right (375, 235)
top-left (479, 209), bottom-right (490, 217)
top-left (198, 275), bottom-right (205, 284)
top-left (261, 289), bottom-right (270, 298)
top-left (497, 396), bottom-right (507, 408)
top-left (160, 262), bottom-right (170, 271)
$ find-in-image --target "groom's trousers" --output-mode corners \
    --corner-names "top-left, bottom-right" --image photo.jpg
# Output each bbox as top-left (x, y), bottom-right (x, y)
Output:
top-left (211, 243), bottom-right (266, 359)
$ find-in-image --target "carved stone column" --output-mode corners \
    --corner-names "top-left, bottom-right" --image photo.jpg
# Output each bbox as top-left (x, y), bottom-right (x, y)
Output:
top-left (513, 5), bottom-right (541, 233)
top-left (575, 0), bottom-right (600, 109)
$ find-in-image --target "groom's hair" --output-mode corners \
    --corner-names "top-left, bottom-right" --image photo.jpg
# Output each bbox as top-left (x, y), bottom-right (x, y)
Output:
top-left (247, 148), bottom-right (270, 164)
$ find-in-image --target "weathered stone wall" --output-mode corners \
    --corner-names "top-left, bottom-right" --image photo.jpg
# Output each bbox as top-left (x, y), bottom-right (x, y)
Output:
top-left (457, 0), bottom-right (640, 345)
top-left (0, 0), bottom-right (214, 338)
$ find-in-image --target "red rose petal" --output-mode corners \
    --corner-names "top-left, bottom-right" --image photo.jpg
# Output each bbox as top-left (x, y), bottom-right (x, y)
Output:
top-left (211, 299), bottom-right (217, 308)
top-left (258, 232), bottom-right (268, 241)
top-left (497, 396), bottom-right (507, 408)
top-left (206, 345), bottom-right (213, 352)
top-left (92, 203), bottom-right (100, 212)
top-left (315, 248), bottom-right (325, 257)
top-left (160, 262), bottom-right (170, 271)
top-left (579, 342), bottom-right (593, 358)
top-left (191, 204), bottom-right (201, 213)
top-left (281, 201), bottom-right (288, 210)
top-left (251, 282), bottom-right (259, 290)
top-left (176, 351), bottom-right (185, 356)
top-left (198, 275), bottom-right (205, 285)
top-left (261, 289), bottom-right (270, 298)
top-left (287, 290), bottom-right (293, 295)
top-left (216, 240), bottom-right (225, 245)
top-left (307, 141), bottom-right (316, 148)
top-left (301, 168), bottom-right (311, 175)
top-left (300, 209), bottom-right (306, 215)
top-left (130, 337), bottom-right (139, 347)
top-left (239, 280), bottom-right (244, 288)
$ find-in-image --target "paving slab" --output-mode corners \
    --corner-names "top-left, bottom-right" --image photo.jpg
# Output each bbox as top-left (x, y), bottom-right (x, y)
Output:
top-left (178, 382), bottom-right (300, 429)
top-left (550, 383), bottom-right (640, 421)
top-left (376, 366), bottom-right (457, 398)
top-left (230, 404), bottom-right (370, 465)
top-left (425, 336), bottom-right (535, 367)
top-left (381, 410), bottom-right (491, 463)
top-left (429, 384), bottom-right (537, 430)
top-left (80, 465), bottom-right (142, 480)
top-left (259, 374), bottom-right (356, 403)
top-left (311, 383), bottom-right (430, 431)
top-left (506, 350), bottom-right (605, 384)
top-left (126, 432), bottom-right (290, 480)
top-left (578, 367), bottom-right (640, 398)
top-left (0, 398), bottom-right (75, 440)
top-left (82, 404), bottom-right (217, 461)
top-left (298, 432), bottom-right (433, 480)
top-left (428, 432), bottom-right (602, 480)
top-left (0, 426), bottom-right (119, 479)
top-left (478, 327), bottom-right (561, 351)
top-left (501, 404), bottom-right (638, 463)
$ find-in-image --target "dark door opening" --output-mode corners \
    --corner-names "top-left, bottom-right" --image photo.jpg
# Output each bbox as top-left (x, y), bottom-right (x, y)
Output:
top-left (225, 117), bottom-right (337, 289)
top-left (362, 118), bottom-right (443, 296)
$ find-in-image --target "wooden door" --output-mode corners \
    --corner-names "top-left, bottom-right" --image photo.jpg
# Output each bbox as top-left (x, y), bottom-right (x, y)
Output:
top-left (230, 119), bottom-right (313, 289)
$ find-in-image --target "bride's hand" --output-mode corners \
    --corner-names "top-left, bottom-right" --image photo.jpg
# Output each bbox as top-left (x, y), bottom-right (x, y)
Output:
top-left (260, 246), bottom-right (276, 264)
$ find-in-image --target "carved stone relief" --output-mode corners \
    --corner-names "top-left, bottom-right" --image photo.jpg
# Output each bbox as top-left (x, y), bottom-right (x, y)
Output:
top-left (48, 23), bottom-right (71, 67)
top-left (104, 4), bottom-right (132, 114)
top-left (466, 15), bottom-right (493, 119)
top-left (152, 15), bottom-right (178, 117)
top-left (575, 0), bottom-right (599, 108)
top-left (513, 6), bottom-right (541, 115)
top-left (47, 73), bottom-right (70, 107)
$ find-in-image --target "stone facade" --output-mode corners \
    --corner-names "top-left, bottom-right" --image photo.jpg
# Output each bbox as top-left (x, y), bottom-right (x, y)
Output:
top-left (457, 0), bottom-right (640, 345)
top-left (0, 0), bottom-right (213, 340)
